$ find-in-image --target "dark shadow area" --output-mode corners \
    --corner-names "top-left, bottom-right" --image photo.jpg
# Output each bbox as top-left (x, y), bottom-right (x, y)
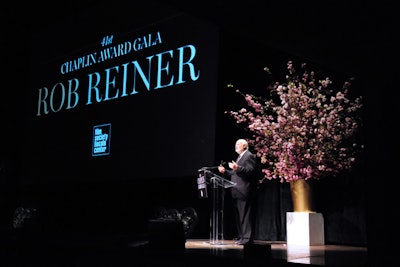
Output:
top-left (1, 1), bottom-right (392, 267)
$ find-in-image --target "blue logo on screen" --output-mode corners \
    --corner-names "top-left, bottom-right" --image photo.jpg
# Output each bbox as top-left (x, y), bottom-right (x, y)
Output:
top-left (92, 123), bottom-right (111, 156)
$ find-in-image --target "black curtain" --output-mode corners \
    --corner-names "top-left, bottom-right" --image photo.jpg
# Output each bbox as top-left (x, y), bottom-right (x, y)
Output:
top-left (254, 180), bottom-right (291, 241)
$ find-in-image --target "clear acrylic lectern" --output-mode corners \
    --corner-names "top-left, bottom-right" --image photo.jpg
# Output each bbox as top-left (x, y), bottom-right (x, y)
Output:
top-left (198, 168), bottom-right (236, 245)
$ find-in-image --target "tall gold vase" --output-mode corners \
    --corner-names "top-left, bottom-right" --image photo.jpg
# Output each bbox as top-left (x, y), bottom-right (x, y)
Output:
top-left (289, 179), bottom-right (316, 212)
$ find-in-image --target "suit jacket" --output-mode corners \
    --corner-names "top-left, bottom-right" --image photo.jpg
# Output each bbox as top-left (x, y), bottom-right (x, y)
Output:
top-left (225, 150), bottom-right (257, 200)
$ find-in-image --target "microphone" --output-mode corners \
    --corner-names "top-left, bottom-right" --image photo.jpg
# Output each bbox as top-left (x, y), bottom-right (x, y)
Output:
top-left (198, 160), bottom-right (226, 172)
top-left (198, 166), bottom-right (218, 171)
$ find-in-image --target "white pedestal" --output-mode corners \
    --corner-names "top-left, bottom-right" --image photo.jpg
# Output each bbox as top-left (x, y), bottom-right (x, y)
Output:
top-left (286, 212), bottom-right (325, 246)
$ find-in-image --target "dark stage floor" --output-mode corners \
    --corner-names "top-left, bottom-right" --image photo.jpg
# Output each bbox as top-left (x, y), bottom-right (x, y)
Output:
top-left (1, 232), bottom-right (369, 267)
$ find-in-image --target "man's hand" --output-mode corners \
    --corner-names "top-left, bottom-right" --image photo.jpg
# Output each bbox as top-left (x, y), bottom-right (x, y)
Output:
top-left (228, 161), bottom-right (238, 170)
top-left (218, 165), bottom-right (225, 173)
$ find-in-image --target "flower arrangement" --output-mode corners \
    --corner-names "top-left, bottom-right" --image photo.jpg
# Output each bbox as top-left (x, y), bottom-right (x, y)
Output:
top-left (226, 61), bottom-right (363, 183)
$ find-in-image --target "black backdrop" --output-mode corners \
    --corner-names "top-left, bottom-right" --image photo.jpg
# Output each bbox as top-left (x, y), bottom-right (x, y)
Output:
top-left (19, 4), bottom-right (219, 185)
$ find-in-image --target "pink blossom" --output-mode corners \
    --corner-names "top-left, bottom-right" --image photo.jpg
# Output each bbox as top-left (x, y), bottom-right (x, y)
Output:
top-left (225, 61), bottom-right (363, 182)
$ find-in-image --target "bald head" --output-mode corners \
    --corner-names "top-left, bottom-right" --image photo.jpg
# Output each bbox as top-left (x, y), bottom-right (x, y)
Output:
top-left (235, 139), bottom-right (248, 154)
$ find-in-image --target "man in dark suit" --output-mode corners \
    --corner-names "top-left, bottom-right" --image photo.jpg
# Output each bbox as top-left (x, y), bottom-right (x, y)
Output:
top-left (218, 139), bottom-right (257, 245)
